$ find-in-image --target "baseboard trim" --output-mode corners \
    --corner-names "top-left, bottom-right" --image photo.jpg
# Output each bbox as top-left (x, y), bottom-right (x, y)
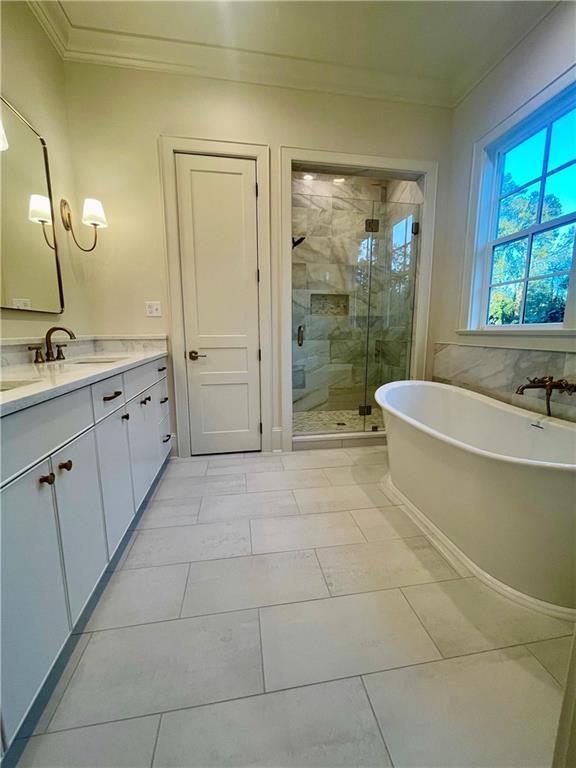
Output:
top-left (385, 474), bottom-right (576, 622)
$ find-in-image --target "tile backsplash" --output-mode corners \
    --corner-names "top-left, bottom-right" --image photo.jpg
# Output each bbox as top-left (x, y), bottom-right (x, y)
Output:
top-left (0, 336), bottom-right (168, 367)
top-left (433, 342), bottom-right (576, 422)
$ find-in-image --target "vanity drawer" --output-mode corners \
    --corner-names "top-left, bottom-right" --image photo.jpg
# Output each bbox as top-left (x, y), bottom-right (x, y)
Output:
top-left (1, 388), bottom-right (93, 485)
top-left (92, 374), bottom-right (126, 422)
top-left (123, 357), bottom-right (168, 401)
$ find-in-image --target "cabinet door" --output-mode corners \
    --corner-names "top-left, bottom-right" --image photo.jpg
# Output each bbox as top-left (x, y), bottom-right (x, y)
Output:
top-left (95, 408), bottom-right (135, 557)
top-left (127, 391), bottom-right (154, 508)
top-left (1, 461), bottom-right (70, 744)
top-left (53, 431), bottom-right (108, 624)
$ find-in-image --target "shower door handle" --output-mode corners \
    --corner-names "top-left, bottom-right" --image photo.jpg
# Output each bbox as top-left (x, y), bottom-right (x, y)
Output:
top-left (297, 326), bottom-right (305, 346)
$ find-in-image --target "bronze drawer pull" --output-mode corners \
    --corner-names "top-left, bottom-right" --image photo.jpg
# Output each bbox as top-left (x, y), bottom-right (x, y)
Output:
top-left (103, 390), bottom-right (122, 402)
top-left (162, 435), bottom-right (171, 443)
top-left (58, 460), bottom-right (73, 472)
top-left (160, 397), bottom-right (169, 404)
top-left (140, 396), bottom-right (152, 405)
top-left (39, 472), bottom-right (55, 485)
top-left (158, 366), bottom-right (167, 372)
top-left (121, 413), bottom-right (130, 421)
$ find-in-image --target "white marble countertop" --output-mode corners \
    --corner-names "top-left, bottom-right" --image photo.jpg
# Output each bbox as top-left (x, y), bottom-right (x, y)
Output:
top-left (0, 351), bottom-right (167, 417)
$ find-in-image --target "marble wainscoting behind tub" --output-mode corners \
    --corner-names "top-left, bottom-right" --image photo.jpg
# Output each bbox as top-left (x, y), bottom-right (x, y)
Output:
top-left (1, 336), bottom-right (168, 367)
top-left (432, 343), bottom-right (576, 423)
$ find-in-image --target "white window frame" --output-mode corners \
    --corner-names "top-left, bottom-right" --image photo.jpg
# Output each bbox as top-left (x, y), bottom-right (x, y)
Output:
top-left (461, 75), bottom-right (576, 336)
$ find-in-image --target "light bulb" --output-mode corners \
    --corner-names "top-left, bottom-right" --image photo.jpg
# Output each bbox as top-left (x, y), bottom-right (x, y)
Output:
top-left (81, 198), bottom-right (108, 228)
top-left (28, 194), bottom-right (52, 224)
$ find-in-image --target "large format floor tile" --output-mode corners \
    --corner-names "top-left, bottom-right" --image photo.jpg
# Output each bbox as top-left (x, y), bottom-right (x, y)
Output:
top-left (252, 511), bottom-right (365, 554)
top-left (316, 537), bottom-right (459, 596)
top-left (402, 578), bottom-right (573, 657)
top-left (124, 522), bottom-right (251, 568)
top-left (199, 490), bottom-right (299, 523)
top-left (207, 457), bottom-right (284, 475)
top-left (84, 564), bottom-right (189, 631)
top-left (153, 678), bottom-right (391, 768)
top-left (350, 506), bottom-right (422, 541)
top-left (260, 590), bottom-right (440, 690)
top-left (281, 449), bottom-right (353, 471)
top-left (323, 464), bottom-right (388, 486)
top-left (49, 611), bottom-right (263, 731)
top-left (363, 647), bottom-right (563, 767)
top-left (246, 469), bottom-right (329, 492)
top-left (294, 484), bottom-right (394, 514)
top-left (137, 499), bottom-right (200, 529)
top-left (19, 716), bottom-right (160, 768)
top-left (527, 635), bottom-right (573, 685)
top-left (153, 473), bottom-right (246, 501)
top-left (181, 551), bottom-right (329, 617)
top-left (163, 460), bottom-right (208, 478)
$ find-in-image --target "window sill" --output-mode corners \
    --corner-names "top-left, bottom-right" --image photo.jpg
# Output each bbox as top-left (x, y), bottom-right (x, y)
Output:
top-left (456, 328), bottom-right (576, 337)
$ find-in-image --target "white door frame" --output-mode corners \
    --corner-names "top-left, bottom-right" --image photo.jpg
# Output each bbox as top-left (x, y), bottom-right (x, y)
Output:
top-left (280, 146), bottom-right (438, 452)
top-left (160, 137), bottom-right (272, 457)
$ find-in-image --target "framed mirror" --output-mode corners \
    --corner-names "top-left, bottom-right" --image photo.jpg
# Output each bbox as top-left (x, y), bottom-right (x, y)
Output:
top-left (0, 96), bottom-right (64, 313)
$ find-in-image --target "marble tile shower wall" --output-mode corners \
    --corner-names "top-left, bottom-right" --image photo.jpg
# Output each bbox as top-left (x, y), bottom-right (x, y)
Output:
top-left (292, 174), bottom-right (413, 413)
top-left (433, 343), bottom-right (576, 422)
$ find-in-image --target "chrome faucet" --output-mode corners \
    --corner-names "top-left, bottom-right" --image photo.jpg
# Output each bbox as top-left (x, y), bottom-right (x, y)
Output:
top-left (515, 376), bottom-right (576, 417)
top-left (44, 326), bottom-right (76, 361)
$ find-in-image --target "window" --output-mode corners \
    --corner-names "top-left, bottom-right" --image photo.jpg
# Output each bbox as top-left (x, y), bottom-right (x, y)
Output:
top-left (473, 87), bottom-right (576, 330)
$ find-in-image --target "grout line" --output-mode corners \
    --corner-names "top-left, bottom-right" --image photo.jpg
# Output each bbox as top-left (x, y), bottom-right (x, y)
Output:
top-left (249, 519), bottom-right (254, 555)
top-left (398, 587), bottom-right (445, 659)
top-left (43, 633), bottom-right (94, 734)
top-left (523, 641), bottom-right (567, 690)
top-left (35, 643), bottom-right (553, 740)
top-left (177, 564), bottom-right (192, 619)
top-left (149, 713), bottom-right (163, 768)
top-left (313, 549), bottom-right (333, 597)
top-left (257, 608), bottom-right (267, 693)
top-left (360, 676), bottom-right (396, 768)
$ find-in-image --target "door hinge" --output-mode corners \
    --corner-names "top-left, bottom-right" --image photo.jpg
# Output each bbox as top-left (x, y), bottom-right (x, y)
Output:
top-left (258, 349), bottom-right (262, 361)
top-left (259, 422), bottom-right (263, 434)
top-left (256, 268), bottom-right (261, 282)
top-left (255, 182), bottom-right (259, 197)
top-left (412, 221), bottom-right (420, 236)
top-left (365, 219), bottom-right (379, 233)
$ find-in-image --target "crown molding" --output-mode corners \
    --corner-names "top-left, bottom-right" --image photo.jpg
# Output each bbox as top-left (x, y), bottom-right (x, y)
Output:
top-left (27, 1), bottom-right (453, 108)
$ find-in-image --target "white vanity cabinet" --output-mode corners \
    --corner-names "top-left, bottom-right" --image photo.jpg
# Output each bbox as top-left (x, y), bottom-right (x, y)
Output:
top-left (0, 353), bottom-right (170, 749)
top-left (0, 461), bottom-right (71, 745)
top-left (52, 431), bottom-right (109, 624)
top-left (95, 407), bottom-right (135, 556)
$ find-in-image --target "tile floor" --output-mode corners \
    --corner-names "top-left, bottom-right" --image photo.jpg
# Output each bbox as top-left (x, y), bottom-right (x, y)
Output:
top-left (18, 446), bottom-right (573, 767)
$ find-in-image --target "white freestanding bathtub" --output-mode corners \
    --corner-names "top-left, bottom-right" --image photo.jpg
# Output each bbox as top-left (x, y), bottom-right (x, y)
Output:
top-left (375, 381), bottom-right (576, 619)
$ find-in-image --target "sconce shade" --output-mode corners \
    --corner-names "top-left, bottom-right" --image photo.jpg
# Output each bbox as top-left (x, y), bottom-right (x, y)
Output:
top-left (81, 198), bottom-right (108, 228)
top-left (28, 194), bottom-right (52, 224)
top-left (0, 119), bottom-right (8, 151)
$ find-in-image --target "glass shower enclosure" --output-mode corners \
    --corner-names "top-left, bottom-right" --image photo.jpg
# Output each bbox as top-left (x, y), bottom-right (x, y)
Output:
top-left (291, 168), bottom-right (421, 435)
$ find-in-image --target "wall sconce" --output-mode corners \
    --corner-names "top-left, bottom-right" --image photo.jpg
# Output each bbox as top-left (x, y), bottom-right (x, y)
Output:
top-left (28, 194), bottom-right (55, 249)
top-left (60, 197), bottom-right (107, 252)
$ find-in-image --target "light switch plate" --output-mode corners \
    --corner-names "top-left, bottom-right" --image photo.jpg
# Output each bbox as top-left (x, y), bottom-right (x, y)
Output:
top-left (145, 301), bottom-right (162, 317)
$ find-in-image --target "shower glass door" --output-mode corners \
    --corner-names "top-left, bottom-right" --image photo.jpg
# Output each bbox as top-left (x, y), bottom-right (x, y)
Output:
top-left (291, 170), bottom-right (419, 436)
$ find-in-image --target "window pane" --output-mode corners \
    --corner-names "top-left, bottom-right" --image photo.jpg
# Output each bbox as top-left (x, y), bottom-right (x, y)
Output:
top-left (490, 238), bottom-right (528, 284)
top-left (487, 282), bottom-right (524, 325)
top-left (497, 181), bottom-right (540, 237)
top-left (530, 222), bottom-right (576, 277)
top-left (524, 275), bottom-right (569, 323)
top-left (542, 163), bottom-right (576, 221)
top-left (548, 108), bottom-right (576, 172)
top-left (501, 129), bottom-right (546, 195)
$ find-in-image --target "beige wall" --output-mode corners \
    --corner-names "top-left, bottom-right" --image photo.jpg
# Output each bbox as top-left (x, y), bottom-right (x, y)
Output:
top-left (429, 2), bottom-right (576, 354)
top-left (0, 2), bottom-right (91, 338)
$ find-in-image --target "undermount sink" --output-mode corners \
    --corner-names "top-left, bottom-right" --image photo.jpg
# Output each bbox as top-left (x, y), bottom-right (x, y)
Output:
top-left (70, 357), bottom-right (128, 364)
top-left (0, 379), bottom-right (41, 391)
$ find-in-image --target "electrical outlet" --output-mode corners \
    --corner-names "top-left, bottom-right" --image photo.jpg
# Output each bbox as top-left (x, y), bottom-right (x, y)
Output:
top-left (145, 301), bottom-right (162, 317)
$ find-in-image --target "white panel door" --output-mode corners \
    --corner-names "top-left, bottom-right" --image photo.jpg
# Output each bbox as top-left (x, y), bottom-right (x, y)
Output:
top-left (176, 154), bottom-right (261, 454)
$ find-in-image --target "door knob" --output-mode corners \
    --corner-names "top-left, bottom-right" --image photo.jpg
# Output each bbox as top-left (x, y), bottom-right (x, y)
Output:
top-left (189, 350), bottom-right (207, 361)
top-left (58, 460), bottom-right (73, 472)
top-left (39, 472), bottom-right (56, 485)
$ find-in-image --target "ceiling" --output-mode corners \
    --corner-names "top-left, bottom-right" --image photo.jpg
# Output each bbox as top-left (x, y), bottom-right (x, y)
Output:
top-left (31, 1), bottom-right (557, 106)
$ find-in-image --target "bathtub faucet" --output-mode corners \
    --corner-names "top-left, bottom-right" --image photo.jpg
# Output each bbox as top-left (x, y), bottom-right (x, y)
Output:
top-left (515, 376), bottom-right (576, 417)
